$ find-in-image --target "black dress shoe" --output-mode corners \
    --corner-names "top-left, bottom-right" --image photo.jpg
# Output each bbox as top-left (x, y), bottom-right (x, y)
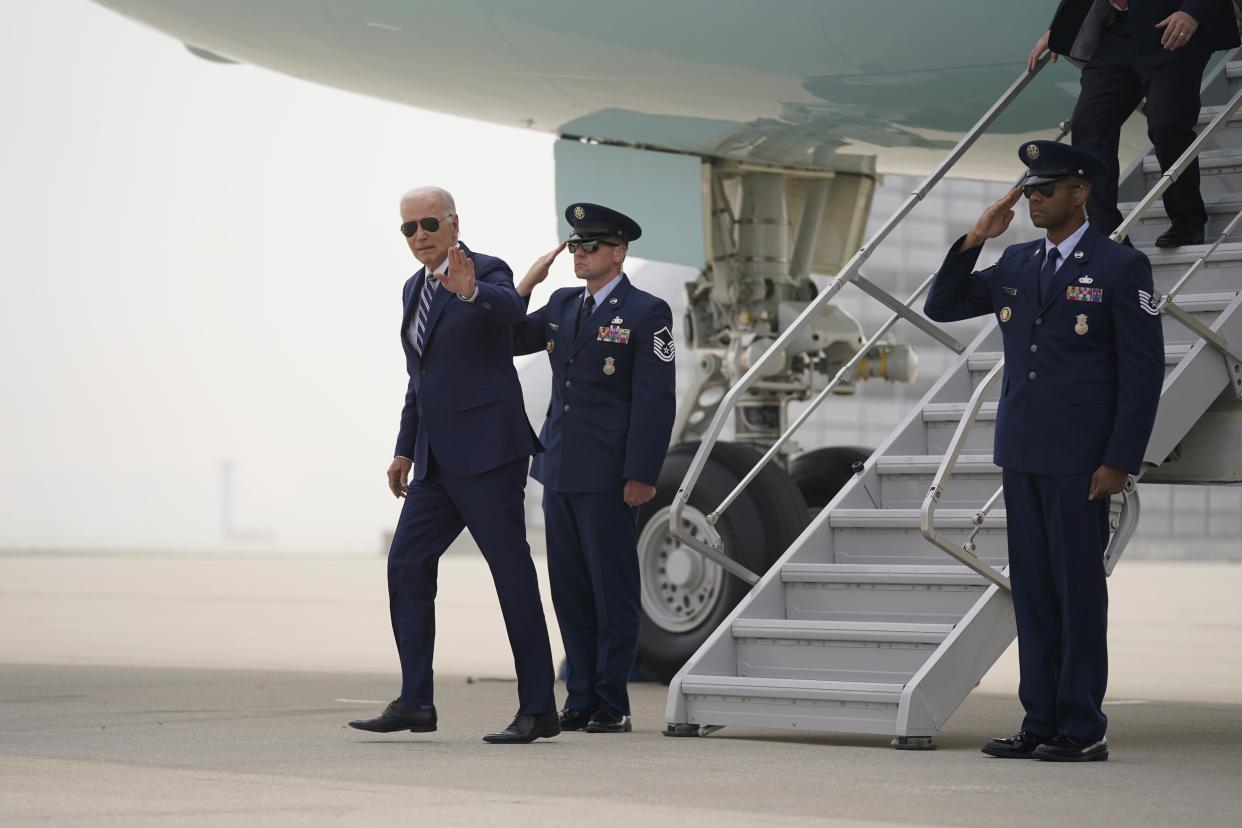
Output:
top-left (584, 706), bottom-right (632, 733)
top-left (981, 730), bottom-right (1049, 759)
top-left (1155, 225), bottom-right (1205, 248)
top-left (1033, 735), bottom-right (1109, 762)
top-left (482, 712), bottom-right (560, 744)
top-left (348, 699), bottom-right (437, 733)
top-left (558, 707), bottom-right (595, 731)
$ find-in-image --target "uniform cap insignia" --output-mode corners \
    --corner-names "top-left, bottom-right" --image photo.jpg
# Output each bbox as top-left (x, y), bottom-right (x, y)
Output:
top-left (1026, 143), bottom-right (1040, 160)
top-left (573, 205), bottom-right (586, 220)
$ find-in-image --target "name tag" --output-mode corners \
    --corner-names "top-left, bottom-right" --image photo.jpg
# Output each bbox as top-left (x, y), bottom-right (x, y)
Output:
top-left (597, 325), bottom-right (631, 344)
top-left (1066, 286), bottom-right (1103, 303)
top-left (1001, 286), bottom-right (1018, 296)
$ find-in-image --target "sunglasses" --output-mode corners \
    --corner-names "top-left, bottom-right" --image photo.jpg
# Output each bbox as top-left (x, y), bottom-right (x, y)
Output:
top-left (567, 239), bottom-right (620, 254)
top-left (400, 213), bottom-right (455, 237)
top-left (1021, 183), bottom-right (1080, 199)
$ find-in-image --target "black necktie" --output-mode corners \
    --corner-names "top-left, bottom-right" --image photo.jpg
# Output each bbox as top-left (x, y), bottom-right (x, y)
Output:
top-left (575, 295), bottom-right (595, 336)
top-left (1039, 247), bottom-right (1060, 304)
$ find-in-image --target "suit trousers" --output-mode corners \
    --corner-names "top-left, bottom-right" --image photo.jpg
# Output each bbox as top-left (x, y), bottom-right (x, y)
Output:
top-left (387, 452), bottom-right (555, 715)
top-left (1002, 469), bottom-right (1111, 742)
top-left (542, 488), bottom-right (641, 716)
top-left (1071, 22), bottom-right (1210, 236)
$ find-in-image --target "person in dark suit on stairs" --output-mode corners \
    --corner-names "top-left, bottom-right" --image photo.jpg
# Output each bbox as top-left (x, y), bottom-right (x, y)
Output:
top-left (925, 142), bottom-right (1165, 761)
top-left (1028, 0), bottom-right (1241, 246)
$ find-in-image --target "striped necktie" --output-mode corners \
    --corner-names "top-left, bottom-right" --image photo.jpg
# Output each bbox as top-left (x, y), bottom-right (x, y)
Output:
top-left (414, 273), bottom-right (438, 356)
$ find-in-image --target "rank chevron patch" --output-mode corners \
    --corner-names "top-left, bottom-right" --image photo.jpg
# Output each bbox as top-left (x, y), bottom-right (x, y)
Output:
top-left (1137, 289), bottom-right (1161, 316)
top-left (653, 326), bottom-right (675, 363)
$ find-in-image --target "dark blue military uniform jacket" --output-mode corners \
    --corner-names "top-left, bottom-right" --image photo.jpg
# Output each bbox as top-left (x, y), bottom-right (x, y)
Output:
top-left (395, 242), bottom-right (542, 479)
top-left (924, 227), bottom-right (1164, 476)
top-left (514, 275), bottom-right (676, 493)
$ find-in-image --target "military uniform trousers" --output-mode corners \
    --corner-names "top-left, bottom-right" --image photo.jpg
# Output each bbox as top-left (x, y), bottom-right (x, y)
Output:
top-left (387, 452), bottom-right (555, 714)
top-left (1002, 468), bottom-right (1111, 742)
top-left (542, 488), bottom-right (641, 716)
top-left (1072, 14), bottom-right (1211, 236)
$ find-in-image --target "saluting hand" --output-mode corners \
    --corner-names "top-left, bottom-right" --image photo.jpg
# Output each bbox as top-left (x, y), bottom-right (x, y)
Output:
top-left (518, 242), bottom-right (566, 298)
top-left (440, 246), bottom-right (477, 299)
top-left (1027, 30), bottom-right (1058, 73)
top-left (963, 187), bottom-right (1022, 251)
top-left (623, 480), bottom-right (657, 508)
top-left (1156, 11), bottom-right (1199, 51)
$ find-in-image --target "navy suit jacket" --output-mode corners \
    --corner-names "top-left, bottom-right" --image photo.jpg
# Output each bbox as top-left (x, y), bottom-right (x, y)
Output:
top-left (1050, 0), bottom-right (1239, 66)
top-left (514, 275), bottom-right (676, 493)
top-left (395, 242), bottom-right (542, 479)
top-left (924, 227), bottom-right (1164, 476)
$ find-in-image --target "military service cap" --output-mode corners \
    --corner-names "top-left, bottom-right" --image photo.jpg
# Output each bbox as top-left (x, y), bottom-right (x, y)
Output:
top-left (565, 202), bottom-right (642, 243)
top-left (1017, 141), bottom-right (1106, 187)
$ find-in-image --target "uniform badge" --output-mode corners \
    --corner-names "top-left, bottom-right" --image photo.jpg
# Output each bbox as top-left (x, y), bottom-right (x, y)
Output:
top-left (611, 316), bottom-right (623, 325)
top-left (1002, 286), bottom-right (1018, 296)
top-left (546, 339), bottom-right (555, 353)
top-left (1073, 250), bottom-right (1085, 260)
top-left (574, 205), bottom-right (586, 220)
top-left (653, 326), bottom-right (676, 362)
top-left (1075, 314), bottom-right (1089, 335)
top-left (999, 306), bottom-right (1012, 322)
top-left (1138, 289), bottom-right (1161, 316)
top-left (1025, 143), bottom-right (1040, 161)
top-left (609, 297), bottom-right (619, 305)
top-left (1066, 285), bottom-right (1103, 302)
top-left (597, 324), bottom-right (631, 344)
top-left (603, 356), bottom-right (616, 375)
top-left (548, 322), bottom-right (559, 331)
top-left (1078, 275), bottom-right (1093, 284)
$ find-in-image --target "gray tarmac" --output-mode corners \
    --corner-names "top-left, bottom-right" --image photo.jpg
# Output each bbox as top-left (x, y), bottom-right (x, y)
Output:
top-left (3, 553), bottom-right (1241, 826)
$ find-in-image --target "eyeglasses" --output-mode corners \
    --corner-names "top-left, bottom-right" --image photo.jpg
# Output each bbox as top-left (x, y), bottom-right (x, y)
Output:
top-left (399, 213), bottom-right (455, 237)
top-left (1021, 183), bottom-right (1080, 199)
top-left (567, 239), bottom-right (620, 254)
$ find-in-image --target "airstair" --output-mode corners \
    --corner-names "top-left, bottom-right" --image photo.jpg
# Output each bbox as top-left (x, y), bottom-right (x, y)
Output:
top-left (664, 51), bottom-right (1242, 745)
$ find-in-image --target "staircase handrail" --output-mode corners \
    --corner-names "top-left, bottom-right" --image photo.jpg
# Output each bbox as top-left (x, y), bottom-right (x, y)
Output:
top-left (919, 361), bottom-right (1012, 591)
top-left (668, 55), bottom-right (1059, 583)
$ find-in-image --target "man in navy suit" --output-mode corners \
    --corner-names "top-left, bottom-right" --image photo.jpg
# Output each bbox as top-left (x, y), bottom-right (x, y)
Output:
top-left (1028, 0), bottom-right (1240, 246)
top-left (348, 186), bottom-right (559, 744)
top-left (514, 204), bottom-right (676, 734)
top-left (925, 143), bottom-right (1164, 761)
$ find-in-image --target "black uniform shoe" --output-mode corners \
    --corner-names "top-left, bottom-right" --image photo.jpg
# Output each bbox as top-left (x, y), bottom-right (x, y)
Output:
top-left (482, 712), bottom-right (560, 744)
top-left (1033, 735), bottom-right (1109, 762)
top-left (584, 706), bottom-right (632, 733)
top-left (348, 699), bottom-right (437, 733)
top-left (558, 707), bottom-right (596, 731)
top-left (1155, 225), bottom-right (1205, 248)
top-left (981, 730), bottom-right (1049, 759)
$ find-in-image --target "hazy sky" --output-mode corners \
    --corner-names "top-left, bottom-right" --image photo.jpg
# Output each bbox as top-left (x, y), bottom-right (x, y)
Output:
top-left (0, 1), bottom-right (582, 551)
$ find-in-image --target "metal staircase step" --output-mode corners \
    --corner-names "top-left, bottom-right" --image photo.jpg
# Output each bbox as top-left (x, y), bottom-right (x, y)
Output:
top-left (678, 675), bottom-right (905, 734)
top-left (922, 402), bottom-right (996, 422)
top-left (1196, 104), bottom-right (1242, 128)
top-left (1149, 243), bottom-right (1242, 292)
top-left (1143, 148), bottom-right (1242, 195)
top-left (732, 619), bottom-right (952, 684)
top-left (781, 563), bottom-right (987, 586)
top-left (733, 618), bottom-right (953, 643)
top-left (969, 347), bottom-right (1189, 372)
top-left (875, 454), bottom-right (997, 474)
top-left (874, 454), bottom-right (999, 507)
top-left (829, 508), bottom-right (1004, 529)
